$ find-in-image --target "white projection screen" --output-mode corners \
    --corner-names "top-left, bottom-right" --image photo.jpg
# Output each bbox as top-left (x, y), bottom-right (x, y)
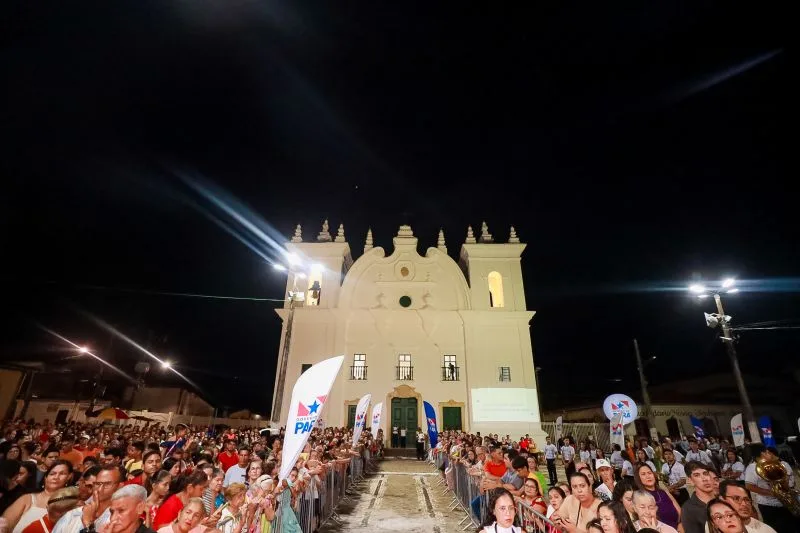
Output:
top-left (471, 388), bottom-right (539, 422)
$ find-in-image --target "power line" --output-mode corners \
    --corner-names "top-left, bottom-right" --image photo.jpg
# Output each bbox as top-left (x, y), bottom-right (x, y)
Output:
top-left (50, 283), bottom-right (286, 303)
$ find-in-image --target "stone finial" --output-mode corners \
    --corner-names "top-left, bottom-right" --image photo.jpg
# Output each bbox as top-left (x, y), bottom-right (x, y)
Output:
top-left (479, 221), bottom-right (494, 243)
top-left (334, 223), bottom-right (346, 242)
top-left (465, 225), bottom-right (476, 244)
top-left (290, 224), bottom-right (303, 243)
top-left (437, 229), bottom-right (447, 253)
top-left (396, 224), bottom-right (414, 238)
top-left (508, 226), bottom-right (520, 243)
top-left (317, 219), bottom-right (332, 242)
top-left (364, 228), bottom-right (374, 252)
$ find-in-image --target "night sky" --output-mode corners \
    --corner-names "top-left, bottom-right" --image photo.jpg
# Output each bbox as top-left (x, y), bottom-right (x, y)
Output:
top-left (1, 1), bottom-right (794, 415)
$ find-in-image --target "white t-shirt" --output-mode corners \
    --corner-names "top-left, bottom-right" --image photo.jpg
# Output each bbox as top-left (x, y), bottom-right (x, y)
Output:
top-left (661, 461), bottom-right (687, 486)
top-left (685, 450), bottom-right (713, 466)
top-left (722, 461), bottom-right (745, 481)
top-left (544, 444), bottom-right (558, 460)
top-left (223, 464), bottom-right (248, 487)
top-left (400, 428), bottom-right (407, 437)
top-left (746, 517), bottom-right (778, 533)
top-left (482, 523), bottom-right (521, 533)
top-left (610, 450), bottom-right (624, 468)
top-left (745, 461), bottom-right (795, 507)
top-left (417, 432), bottom-right (426, 443)
top-left (622, 460), bottom-right (634, 477)
top-left (561, 445), bottom-right (575, 462)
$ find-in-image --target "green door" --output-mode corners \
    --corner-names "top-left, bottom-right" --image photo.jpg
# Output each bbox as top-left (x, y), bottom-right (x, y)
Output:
top-left (443, 407), bottom-right (462, 430)
top-left (391, 397), bottom-right (418, 448)
top-left (347, 405), bottom-right (357, 429)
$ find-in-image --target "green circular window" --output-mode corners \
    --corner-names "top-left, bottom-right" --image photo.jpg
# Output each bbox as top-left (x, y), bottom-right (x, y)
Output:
top-left (399, 295), bottom-right (412, 308)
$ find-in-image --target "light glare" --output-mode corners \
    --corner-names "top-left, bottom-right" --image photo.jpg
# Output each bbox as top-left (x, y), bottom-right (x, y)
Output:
top-left (162, 361), bottom-right (171, 369)
top-left (79, 346), bottom-right (89, 353)
top-left (286, 253), bottom-right (301, 266)
top-left (722, 278), bottom-right (736, 288)
top-left (689, 284), bottom-right (706, 293)
top-left (697, 294), bottom-right (710, 299)
top-left (727, 288), bottom-right (739, 294)
top-left (311, 263), bottom-right (324, 273)
top-left (272, 264), bottom-right (287, 271)
top-left (295, 273), bottom-right (307, 280)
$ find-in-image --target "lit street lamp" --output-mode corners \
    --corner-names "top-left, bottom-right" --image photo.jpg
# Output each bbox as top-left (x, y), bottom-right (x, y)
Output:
top-left (690, 278), bottom-right (761, 443)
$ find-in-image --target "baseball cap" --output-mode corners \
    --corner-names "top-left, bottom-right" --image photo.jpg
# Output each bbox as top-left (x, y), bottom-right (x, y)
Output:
top-left (595, 459), bottom-right (612, 469)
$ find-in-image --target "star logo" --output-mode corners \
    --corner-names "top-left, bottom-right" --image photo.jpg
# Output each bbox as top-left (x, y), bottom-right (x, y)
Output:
top-left (308, 400), bottom-right (320, 414)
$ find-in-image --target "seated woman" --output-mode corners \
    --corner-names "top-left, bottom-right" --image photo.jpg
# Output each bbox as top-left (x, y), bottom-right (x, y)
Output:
top-left (632, 464), bottom-right (681, 531)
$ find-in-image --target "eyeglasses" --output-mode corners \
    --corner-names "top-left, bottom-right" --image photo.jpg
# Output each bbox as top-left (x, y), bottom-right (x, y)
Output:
top-left (95, 481), bottom-right (118, 489)
top-left (496, 505), bottom-right (516, 514)
top-left (711, 512), bottom-right (738, 522)
top-left (728, 496), bottom-right (752, 504)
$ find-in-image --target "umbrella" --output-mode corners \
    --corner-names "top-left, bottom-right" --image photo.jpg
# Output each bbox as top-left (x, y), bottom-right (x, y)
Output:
top-left (89, 408), bottom-right (130, 420)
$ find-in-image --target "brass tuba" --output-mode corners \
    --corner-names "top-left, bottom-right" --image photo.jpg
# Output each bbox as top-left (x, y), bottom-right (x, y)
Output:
top-left (755, 454), bottom-right (800, 516)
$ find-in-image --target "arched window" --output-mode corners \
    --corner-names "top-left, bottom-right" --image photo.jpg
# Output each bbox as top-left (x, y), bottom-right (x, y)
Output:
top-left (488, 271), bottom-right (504, 308)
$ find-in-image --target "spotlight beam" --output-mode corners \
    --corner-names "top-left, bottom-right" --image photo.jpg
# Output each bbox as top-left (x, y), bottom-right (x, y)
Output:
top-left (39, 326), bottom-right (137, 384)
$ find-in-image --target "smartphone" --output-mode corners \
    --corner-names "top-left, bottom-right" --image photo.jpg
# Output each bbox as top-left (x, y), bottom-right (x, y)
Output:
top-left (215, 502), bottom-right (230, 514)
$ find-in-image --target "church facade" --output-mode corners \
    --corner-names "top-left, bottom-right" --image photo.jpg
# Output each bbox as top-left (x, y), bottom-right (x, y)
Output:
top-left (270, 221), bottom-right (546, 445)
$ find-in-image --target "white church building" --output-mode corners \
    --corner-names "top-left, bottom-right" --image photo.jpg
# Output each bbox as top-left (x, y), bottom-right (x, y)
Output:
top-left (270, 221), bottom-right (546, 446)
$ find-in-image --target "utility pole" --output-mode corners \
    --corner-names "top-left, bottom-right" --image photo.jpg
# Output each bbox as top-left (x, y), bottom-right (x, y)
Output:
top-left (633, 339), bottom-right (659, 442)
top-left (714, 293), bottom-right (761, 443)
top-left (271, 292), bottom-right (298, 424)
top-left (18, 370), bottom-right (37, 420)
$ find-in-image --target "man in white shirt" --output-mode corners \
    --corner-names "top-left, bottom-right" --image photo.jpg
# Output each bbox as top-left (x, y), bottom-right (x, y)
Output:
top-left (223, 446), bottom-right (250, 487)
top-left (543, 436), bottom-right (558, 486)
top-left (720, 480), bottom-right (777, 533)
top-left (685, 438), bottom-right (714, 466)
top-left (560, 438), bottom-right (576, 474)
top-left (53, 466), bottom-right (121, 533)
top-left (400, 427), bottom-right (407, 448)
top-left (744, 444), bottom-right (798, 533)
top-left (416, 427), bottom-right (426, 460)
top-left (662, 449), bottom-right (689, 504)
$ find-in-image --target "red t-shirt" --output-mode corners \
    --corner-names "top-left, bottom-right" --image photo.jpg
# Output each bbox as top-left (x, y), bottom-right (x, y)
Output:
top-left (484, 460), bottom-right (507, 478)
top-left (218, 451), bottom-right (238, 472)
top-left (152, 494), bottom-right (184, 530)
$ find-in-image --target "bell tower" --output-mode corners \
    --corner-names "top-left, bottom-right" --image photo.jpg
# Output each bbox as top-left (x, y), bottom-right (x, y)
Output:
top-left (459, 222), bottom-right (527, 311)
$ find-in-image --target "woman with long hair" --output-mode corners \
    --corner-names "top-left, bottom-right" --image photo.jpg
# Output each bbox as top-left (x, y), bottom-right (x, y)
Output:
top-left (145, 471), bottom-right (172, 529)
top-left (276, 468), bottom-right (302, 533)
top-left (720, 450), bottom-right (744, 481)
top-left (244, 462), bottom-right (262, 494)
top-left (597, 500), bottom-right (637, 533)
top-left (634, 450), bottom-right (656, 473)
top-left (0, 462), bottom-right (38, 514)
top-left (517, 475), bottom-right (547, 531)
top-left (477, 488), bottom-right (521, 533)
top-left (632, 491), bottom-right (679, 533)
top-left (152, 470), bottom-right (208, 530)
top-left (611, 480), bottom-right (635, 521)
top-left (201, 469), bottom-right (224, 515)
top-left (162, 458), bottom-right (183, 479)
top-left (633, 464), bottom-right (680, 531)
top-left (0, 460), bottom-right (72, 533)
top-left (706, 499), bottom-right (745, 533)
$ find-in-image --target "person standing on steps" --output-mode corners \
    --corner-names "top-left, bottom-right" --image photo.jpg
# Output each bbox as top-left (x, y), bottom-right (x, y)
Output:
top-left (544, 436), bottom-right (559, 486)
top-left (391, 426), bottom-right (399, 448)
top-left (416, 428), bottom-right (426, 460)
top-left (400, 427), bottom-right (407, 448)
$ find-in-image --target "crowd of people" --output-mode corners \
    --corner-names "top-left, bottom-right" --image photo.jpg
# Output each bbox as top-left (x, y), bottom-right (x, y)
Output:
top-left (432, 430), bottom-right (799, 533)
top-left (0, 418), bottom-right (383, 533)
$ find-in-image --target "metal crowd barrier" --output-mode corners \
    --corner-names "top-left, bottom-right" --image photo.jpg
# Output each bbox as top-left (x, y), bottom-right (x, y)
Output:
top-left (267, 449), bottom-right (377, 533)
top-left (435, 450), bottom-right (559, 532)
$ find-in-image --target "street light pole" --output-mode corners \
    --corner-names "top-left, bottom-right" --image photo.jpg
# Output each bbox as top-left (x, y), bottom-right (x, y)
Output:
top-left (271, 292), bottom-right (297, 424)
top-left (633, 339), bottom-right (658, 442)
top-left (713, 293), bottom-right (761, 443)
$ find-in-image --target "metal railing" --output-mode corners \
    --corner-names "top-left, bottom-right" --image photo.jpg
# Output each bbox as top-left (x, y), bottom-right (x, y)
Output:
top-left (350, 365), bottom-right (368, 380)
top-left (540, 421), bottom-right (611, 454)
top-left (442, 365), bottom-right (460, 381)
top-left (265, 449), bottom-right (376, 532)
top-left (396, 365), bottom-right (413, 381)
top-left (433, 450), bottom-right (559, 532)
